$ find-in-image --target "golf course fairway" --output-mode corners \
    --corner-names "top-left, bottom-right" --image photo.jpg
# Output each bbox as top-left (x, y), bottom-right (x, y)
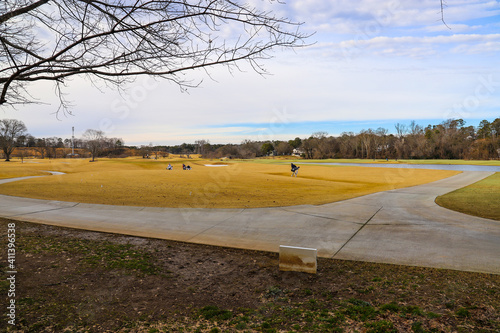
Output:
top-left (0, 157), bottom-right (460, 208)
top-left (436, 172), bottom-right (500, 220)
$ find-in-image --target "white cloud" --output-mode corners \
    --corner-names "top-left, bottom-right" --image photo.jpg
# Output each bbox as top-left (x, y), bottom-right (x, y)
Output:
top-left (452, 41), bottom-right (500, 53)
top-left (3, 1), bottom-right (500, 145)
top-left (288, 0), bottom-right (500, 41)
top-left (315, 33), bottom-right (500, 59)
top-left (423, 23), bottom-right (484, 33)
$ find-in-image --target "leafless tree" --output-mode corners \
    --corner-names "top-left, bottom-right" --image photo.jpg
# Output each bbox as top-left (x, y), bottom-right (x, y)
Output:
top-left (44, 136), bottom-right (59, 158)
top-left (82, 128), bottom-right (105, 161)
top-left (0, 0), bottom-right (308, 112)
top-left (35, 138), bottom-right (48, 159)
top-left (312, 131), bottom-right (328, 139)
top-left (373, 127), bottom-right (388, 158)
top-left (195, 139), bottom-right (209, 155)
top-left (394, 123), bottom-right (408, 159)
top-left (300, 137), bottom-right (316, 159)
top-left (276, 141), bottom-right (292, 156)
top-left (359, 129), bottom-right (374, 159)
top-left (0, 118), bottom-right (27, 161)
top-left (238, 139), bottom-right (259, 158)
top-left (14, 146), bottom-right (28, 162)
top-left (313, 134), bottom-right (336, 159)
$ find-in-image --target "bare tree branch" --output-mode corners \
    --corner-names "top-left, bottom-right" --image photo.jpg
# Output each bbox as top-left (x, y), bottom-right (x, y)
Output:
top-left (0, 0), bottom-right (49, 24)
top-left (0, 0), bottom-right (310, 113)
top-left (440, 0), bottom-right (451, 29)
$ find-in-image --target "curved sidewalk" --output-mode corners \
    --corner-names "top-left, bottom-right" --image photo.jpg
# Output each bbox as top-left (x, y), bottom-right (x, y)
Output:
top-left (1, 171), bottom-right (499, 274)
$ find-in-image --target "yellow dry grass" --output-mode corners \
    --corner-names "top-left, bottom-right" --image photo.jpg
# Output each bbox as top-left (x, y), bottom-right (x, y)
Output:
top-left (0, 168), bottom-right (47, 179)
top-left (0, 158), bottom-right (460, 208)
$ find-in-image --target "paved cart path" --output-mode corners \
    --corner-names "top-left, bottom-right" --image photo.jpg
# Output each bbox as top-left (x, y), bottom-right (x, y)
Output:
top-left (1, 171), bottom-right (499, 274)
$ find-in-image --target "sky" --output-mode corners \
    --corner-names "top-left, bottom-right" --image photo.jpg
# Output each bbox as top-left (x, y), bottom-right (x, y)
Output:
top-left (2, 0), bottom-right (500, 146)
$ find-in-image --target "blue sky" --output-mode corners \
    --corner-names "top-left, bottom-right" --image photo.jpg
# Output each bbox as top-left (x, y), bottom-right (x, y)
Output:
top-left (3, 0), bottom-right (500, 145)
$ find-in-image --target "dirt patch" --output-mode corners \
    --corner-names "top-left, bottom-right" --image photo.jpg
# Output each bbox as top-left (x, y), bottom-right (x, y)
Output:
top-left (1, 218), bottom-right (499, 332)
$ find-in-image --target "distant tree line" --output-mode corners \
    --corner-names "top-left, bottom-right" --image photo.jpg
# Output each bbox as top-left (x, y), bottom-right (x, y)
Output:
top-left (189, 118), bottom-right (500, 160)
top-left (0, 119), bottom-right (125, 161)
top-left (160, 118), bottom-right (500, 160)
top-left (1, 118), bottom-right (499, 161)
top-left (314, 118), bottom-right (500, 160)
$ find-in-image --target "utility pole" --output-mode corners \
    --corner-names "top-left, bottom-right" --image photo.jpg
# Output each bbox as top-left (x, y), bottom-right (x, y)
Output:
top-left (71, 127), bottom-right (75, 156)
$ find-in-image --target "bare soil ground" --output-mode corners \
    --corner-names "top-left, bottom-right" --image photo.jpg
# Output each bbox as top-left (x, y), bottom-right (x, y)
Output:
top-left (1, 218), bottom-right (499, 333)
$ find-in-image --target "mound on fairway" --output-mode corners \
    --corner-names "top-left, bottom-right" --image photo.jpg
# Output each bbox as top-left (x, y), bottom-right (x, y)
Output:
top-left (0, 158), bottom-right (460, 208)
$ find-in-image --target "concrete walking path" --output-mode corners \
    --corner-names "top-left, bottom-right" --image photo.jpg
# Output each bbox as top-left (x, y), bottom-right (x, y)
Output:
top-left (1, 171), bottom-right (499, 274)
